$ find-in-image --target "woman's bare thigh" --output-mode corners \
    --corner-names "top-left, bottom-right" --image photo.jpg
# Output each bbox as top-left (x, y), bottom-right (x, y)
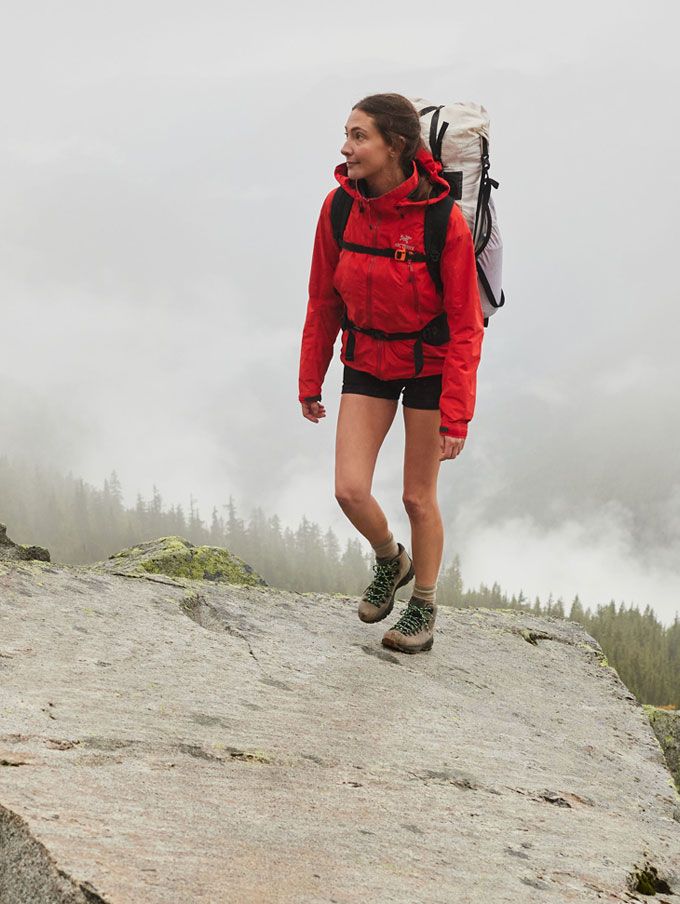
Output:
top-left (335, 393), bottom-right (399, 497)
top-left (403, 407), bottom-right (442, 500)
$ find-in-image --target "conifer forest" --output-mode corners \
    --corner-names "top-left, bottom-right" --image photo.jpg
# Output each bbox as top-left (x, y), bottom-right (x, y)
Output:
top-left (1, 455), bottom-right (678, 708)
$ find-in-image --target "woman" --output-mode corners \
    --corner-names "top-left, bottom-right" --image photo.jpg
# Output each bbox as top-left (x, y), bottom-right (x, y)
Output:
top-left (298, 93), bottom-right (483, 654)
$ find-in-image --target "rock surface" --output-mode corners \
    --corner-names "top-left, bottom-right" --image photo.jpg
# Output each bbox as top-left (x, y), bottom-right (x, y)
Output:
top-left (647, 707), bottom-right (680, 793)
top-left (0, 523), bottom-right (49, 563)
top-left (96, 535), bottom-right (266, 586)
top-left (1, 558), bottom-right (680, 903)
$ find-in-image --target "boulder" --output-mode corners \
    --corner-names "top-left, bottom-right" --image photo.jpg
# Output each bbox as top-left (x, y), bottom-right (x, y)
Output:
top-left (97, 535), bottom-right (266, 586)
top-left (0, 523), bottom-right (50, 563)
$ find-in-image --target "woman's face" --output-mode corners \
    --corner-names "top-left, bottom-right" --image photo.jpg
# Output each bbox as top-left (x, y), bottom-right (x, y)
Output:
top-left (341, 108), bottom-right (395, 183)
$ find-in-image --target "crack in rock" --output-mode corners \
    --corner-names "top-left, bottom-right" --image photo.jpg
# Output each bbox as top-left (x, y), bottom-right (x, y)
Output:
top-left (179, 591), bottom-right (263, 670)
top-left (508, 786), bottom-right (596, 808)
top-left (1, 734), bottom-right (274, 767)
top-left (101, 570), bottom-right (188, 588)
top-left (44, 739), bottom-right (80, 751)
top-left (408, 768), bottom-right (487, 791)
top-left (520, 876), bottom-right (551, 890)
top-left (177, 743), bottom-right (272, 764)
top-left (511, 627), bottom-right (564, 646)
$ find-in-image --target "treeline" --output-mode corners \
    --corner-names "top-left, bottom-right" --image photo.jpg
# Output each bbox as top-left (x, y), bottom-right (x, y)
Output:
top-left (1, 455), bottom-right (679, 706)
top-left (0, 457), bottom-right (377, 593)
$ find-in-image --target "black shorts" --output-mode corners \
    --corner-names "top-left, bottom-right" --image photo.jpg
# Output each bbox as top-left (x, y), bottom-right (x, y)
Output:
top-left (341, 364), bottom-right (442, 410)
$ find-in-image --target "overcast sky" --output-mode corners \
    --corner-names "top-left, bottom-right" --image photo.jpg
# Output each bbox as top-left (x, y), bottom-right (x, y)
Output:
top-left (1, 1), bottom-right (679, 623)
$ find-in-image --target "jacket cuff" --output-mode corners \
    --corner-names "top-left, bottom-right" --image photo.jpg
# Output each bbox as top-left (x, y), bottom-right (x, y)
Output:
top-left (300, 394), bottom-right (322, 403)
top-left (439, 422), bottom-right (468, 439)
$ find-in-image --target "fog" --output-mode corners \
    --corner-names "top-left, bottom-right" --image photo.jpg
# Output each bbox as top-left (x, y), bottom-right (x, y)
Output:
top-left (1, 1), bottom-right (679, 622)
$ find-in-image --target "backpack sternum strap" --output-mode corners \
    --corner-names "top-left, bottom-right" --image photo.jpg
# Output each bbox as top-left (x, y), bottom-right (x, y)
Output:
top-left (340, 240), bottom-right (428, 263)
top-left (330, 186), bottom-right (453, 296)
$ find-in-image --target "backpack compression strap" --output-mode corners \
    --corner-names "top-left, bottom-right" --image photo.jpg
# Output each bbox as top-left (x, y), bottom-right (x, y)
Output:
top-left (416, 106), bottom-right (463, 201)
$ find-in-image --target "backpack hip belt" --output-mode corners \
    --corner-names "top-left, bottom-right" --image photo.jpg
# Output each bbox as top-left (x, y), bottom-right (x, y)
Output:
top-left (342, 309), bottom-right (449, 377)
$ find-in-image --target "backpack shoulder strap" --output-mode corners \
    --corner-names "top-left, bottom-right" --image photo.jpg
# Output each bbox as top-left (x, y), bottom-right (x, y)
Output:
top-left (424, 194), bottom-right (455, 295)
top-left (330, 187), bottom-right (354, 246)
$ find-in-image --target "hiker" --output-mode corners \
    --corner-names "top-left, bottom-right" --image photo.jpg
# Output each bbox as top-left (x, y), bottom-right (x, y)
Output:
top-left (298, 93), bottom-right (484, 654)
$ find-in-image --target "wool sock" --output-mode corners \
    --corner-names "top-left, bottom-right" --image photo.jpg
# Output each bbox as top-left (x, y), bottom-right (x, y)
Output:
top-left (411, 583), bottom-right (437, 607)
top-left (373, 532), bottom-right (400, 563)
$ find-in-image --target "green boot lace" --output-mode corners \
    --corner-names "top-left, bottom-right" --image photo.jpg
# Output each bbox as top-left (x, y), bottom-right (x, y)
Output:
top-left (364, 558), bottom-right (400, 607)
top-left (389, 602), bottom-right (432, 636)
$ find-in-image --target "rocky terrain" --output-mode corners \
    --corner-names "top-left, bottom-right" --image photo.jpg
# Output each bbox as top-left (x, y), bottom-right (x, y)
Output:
top-left (1, 531), bottom-right (680, 903)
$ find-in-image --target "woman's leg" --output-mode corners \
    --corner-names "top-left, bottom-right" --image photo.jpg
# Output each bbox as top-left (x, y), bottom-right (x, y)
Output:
top-left (334, 393), bottom-right (398, 545)
top-left (381, 404), bottom-right (442, 652)
top-left (402, 407), bottom-right (443, 587)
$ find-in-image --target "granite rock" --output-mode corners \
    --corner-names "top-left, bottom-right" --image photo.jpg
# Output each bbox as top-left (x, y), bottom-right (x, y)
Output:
top-left (1, 559), bottom-right (679, 903)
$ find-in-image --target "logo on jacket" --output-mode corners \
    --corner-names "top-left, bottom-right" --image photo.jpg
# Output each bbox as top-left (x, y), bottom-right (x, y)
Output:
top-left (394, 234), bottom-right (416, 262)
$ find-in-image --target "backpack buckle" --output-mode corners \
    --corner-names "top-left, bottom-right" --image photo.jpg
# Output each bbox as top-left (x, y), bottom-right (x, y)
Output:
top-left (394, 246), bottom-right (407, 262)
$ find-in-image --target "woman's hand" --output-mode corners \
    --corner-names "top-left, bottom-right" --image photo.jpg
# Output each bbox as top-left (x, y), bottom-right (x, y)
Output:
top-left (301, 400), bottom-right (326, 423)
top-left (439, 434), bottom-right (465, 461)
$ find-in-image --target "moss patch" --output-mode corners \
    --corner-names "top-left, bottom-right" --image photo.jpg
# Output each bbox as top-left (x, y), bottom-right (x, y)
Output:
top-left (644, 705), bottom-right (680, 794)
top-left (630, 863), bottom-right (672, 895)
top-left (101, 536), bottom-right (266, 586)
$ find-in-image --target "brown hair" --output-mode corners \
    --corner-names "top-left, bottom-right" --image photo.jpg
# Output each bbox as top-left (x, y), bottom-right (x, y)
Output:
top-left (352, 93), bottom-right (432, 200)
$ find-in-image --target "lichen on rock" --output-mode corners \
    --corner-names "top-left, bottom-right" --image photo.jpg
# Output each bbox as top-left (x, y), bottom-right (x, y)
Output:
top-left (644, 704), bottom-right (680, 793)
top-left (97, 535), bottom-right (266, 586)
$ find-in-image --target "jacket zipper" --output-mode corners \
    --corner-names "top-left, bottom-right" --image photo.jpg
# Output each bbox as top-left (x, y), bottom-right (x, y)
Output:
top-left (365, 208), bottom-right (381, 326)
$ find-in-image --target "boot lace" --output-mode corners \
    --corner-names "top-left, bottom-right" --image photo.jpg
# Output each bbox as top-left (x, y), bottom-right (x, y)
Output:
top-left (390, 603), bottom-right (432, 636)
top-left (363, 558), bottom-right (400, 607)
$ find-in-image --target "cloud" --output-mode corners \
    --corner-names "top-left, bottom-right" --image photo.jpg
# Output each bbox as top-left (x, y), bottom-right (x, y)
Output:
top-left (451, 503), bottom-right (680, 627)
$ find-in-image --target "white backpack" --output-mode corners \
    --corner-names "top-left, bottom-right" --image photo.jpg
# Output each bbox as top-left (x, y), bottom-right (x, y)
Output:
top-left (408, 98), bottom-right (505, 322)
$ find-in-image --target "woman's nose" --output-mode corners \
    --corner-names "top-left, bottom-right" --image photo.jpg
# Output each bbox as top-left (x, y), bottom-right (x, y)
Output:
top-left (341, 140), bottom-right (351, 157)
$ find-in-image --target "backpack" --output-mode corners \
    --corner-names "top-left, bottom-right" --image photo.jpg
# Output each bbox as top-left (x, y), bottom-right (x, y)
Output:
top-left (330, 100), bottom-right (505, 332)
top-left (409, 98), bottom-right (505, 321)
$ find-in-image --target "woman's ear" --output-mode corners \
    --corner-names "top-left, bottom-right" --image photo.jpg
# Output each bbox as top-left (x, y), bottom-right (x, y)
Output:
top-left (388, 135), bottom-right (406, 161)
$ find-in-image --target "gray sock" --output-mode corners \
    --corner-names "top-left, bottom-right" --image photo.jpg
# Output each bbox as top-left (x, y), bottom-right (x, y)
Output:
top-left (411, 583), bottom-right (437, 607)
top-left (373, 532), bottom-right (399, 563)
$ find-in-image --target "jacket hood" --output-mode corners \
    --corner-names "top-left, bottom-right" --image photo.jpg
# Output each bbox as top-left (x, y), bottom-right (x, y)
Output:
top-left (334, 146), bottom-right (450, 209)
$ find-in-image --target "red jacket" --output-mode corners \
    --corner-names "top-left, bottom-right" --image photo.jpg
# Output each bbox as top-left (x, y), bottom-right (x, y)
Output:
top-left (298, 151), bottom-right (484, 438)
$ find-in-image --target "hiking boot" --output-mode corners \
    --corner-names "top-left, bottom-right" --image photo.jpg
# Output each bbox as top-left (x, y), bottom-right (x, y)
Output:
top-left (358, 543), bottom-right (414, 623)
top-left (381, 597), bottom-right (437, 654)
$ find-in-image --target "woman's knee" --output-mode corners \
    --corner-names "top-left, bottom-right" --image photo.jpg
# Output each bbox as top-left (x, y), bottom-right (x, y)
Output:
top-left (335, 483), bottom-right (371, 511)
top-left (402, 491), bottom-right (438, 520)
